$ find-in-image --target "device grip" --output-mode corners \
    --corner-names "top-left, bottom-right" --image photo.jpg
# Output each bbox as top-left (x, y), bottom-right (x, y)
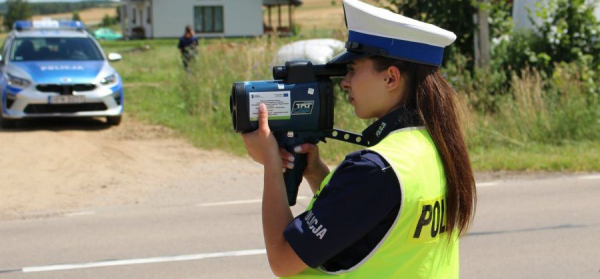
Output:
top-left (283, 148), bottom-right (307, 206)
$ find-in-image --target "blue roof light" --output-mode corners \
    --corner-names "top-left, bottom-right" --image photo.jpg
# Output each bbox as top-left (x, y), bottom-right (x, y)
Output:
top-left (13, 20), bottom-right (85, 31)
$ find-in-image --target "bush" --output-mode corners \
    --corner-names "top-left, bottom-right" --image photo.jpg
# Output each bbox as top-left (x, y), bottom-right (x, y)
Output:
top-left (464, 64), bottom-right (600, 149)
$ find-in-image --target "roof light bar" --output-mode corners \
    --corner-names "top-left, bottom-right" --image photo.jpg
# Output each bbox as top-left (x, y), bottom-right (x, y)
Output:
top-left (13, 20), bottom-right (85, 31)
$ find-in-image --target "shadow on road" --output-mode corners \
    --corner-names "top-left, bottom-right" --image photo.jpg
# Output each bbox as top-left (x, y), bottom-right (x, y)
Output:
top-left (0, 117), bottom-right (113, 132)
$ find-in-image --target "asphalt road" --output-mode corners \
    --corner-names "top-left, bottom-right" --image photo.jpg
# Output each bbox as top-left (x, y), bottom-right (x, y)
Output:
top-left (1, 174), bottom-right (599, 279)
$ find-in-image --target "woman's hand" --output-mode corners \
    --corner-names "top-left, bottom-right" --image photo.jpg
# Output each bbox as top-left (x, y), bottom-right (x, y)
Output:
top-left (242, 103), bottom-right (281, 169)
top-left (243, 103), bottom-right (308, 277)
top-left (280, 143), bottom-right (330, 194)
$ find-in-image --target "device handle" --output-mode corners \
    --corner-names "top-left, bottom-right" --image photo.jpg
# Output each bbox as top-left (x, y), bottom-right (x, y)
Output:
top-left (283, 147), bottom-right (307, 206)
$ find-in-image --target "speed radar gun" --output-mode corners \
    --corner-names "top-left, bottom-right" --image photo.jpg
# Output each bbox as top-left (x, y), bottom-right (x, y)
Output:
top-left (230, 61), bottom-right (369, 206)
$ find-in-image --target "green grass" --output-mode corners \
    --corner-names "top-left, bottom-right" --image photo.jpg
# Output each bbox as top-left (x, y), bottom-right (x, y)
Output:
top-left (470, 141), bottom-right (600, 171)
top-left (0, 30), bottom-right (597, 172)
top-left (108, 37), bottom-right (599, 172)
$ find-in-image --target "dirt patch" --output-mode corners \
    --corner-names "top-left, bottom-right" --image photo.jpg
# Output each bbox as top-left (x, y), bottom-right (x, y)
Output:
top-left (0, 115), bottom-right (254, 220)
top-left (0, 115), bottom-right (571, 221)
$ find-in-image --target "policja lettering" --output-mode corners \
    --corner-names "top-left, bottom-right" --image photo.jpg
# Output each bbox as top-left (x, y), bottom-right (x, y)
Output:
top-left (412, 197), bottom-right (447, 241)
top-left (375, 122), bottom-right (386, 138)
top-left (304, 211), bottom-right (328, 240)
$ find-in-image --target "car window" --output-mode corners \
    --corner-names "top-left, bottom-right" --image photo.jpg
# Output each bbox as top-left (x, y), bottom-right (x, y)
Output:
top-left (10, 37), bottom-right (103, 61)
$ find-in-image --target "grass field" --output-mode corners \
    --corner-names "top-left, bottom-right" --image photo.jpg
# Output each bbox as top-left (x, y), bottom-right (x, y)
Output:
top-left (98, 36), bottom-right (599, 172)
top-left (32, 7), bottom-right (116, 26)
top-left (1, 3), bottom-right (598, 172)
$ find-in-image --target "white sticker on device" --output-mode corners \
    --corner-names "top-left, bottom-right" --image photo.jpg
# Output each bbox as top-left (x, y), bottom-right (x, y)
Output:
top-left (249, 91), bottom-right (291, 121)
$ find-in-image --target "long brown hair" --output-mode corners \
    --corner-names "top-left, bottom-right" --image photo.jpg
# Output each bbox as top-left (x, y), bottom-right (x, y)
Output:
top-left (372, 56), bottom-right (477, 236)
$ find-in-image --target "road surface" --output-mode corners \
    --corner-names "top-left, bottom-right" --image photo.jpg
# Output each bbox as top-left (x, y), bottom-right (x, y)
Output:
top-left (1, 117), bottom-right (598, 278)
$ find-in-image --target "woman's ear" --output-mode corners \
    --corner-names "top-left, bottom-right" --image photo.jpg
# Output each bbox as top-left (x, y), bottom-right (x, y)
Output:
top-left (385, 66), bottom-right (402, 91)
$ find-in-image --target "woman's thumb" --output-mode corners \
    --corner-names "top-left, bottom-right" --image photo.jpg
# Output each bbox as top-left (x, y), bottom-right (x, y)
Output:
top-left (258, 103), bottom-right (270, 131)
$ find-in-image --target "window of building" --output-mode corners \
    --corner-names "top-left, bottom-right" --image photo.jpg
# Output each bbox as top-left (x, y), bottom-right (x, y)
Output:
top-left (194, 6), bottom-right (224, 33)
top-left (132, 7), bottom-right (137, 24)
top-left (147, 6), bottom-right (152, 24)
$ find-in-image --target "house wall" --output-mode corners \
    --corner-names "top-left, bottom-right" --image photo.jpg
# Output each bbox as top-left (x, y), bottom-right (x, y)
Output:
top-left (513, 0), bottom-right (600, 31)
top-left (120, 0), bottom-right (152, 38)
top-left (152, 0), bottom-right (264, 38)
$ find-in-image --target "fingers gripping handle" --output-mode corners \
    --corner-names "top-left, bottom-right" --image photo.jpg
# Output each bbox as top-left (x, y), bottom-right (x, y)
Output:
top-left (283, 148), bottom-right (306, 206)
top-left (275, 131), bottom-right (320, 206)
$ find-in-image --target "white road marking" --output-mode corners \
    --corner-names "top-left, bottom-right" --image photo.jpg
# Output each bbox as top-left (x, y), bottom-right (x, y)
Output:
top-left (22, 249), bottom-right (267, 273)
top-left (477, 182), bottom-right (500, 187)
top-left (578, 174), bottom-right (600, 180)
top-left (65, 211), bottom-right (96, 217)
top-left (197, 196), bottom-right (309, 207)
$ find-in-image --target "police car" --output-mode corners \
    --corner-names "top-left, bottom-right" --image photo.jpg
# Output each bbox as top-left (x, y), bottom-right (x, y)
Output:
top-left (0, 20), bottom-right (124, 128)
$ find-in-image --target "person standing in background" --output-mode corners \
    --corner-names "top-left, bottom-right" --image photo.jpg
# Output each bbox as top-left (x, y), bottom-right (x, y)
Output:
top-left (178, 25), bottom-right (198, 71)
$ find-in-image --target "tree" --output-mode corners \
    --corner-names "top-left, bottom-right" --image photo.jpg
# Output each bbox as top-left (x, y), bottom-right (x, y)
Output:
top-left (530, 0), bottom-right (600, 70)
top-left (101, 13), bottom-right (115, 27)
top-left (115, 6), bottom-right (121, 23)
top-left (3, 0), bottom-right (32, 31)
top-left (72, 12), bottom-right (81, 21)
top-left (376, 0), bottom-right (477, 66)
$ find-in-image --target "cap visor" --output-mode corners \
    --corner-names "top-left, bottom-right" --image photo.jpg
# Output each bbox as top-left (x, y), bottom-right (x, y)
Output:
top-left (327, 50), bottom-right (371, 65)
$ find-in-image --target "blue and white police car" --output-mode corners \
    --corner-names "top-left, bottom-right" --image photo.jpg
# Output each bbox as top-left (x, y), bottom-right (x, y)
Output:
top-left (0, 20), bottom-right (124, 128)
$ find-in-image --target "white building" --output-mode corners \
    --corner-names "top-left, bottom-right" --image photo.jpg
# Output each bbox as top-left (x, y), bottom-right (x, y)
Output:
top-left (119, 0), bottom-right (302, 39)
top-left (513, 0), bottom-right (600, 31)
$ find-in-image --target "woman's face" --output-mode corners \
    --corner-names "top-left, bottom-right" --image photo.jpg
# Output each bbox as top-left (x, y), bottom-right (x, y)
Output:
top-left (340, 58), bottom-right (402, 119)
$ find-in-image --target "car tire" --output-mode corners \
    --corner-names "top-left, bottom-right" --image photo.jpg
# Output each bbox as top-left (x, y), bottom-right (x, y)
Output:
top-left (106, 115), bottom-right (122, 126)
top-left (0, 114), bottom-right (17, 129)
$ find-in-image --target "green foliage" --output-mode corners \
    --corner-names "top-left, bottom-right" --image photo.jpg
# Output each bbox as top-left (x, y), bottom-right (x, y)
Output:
top-left (465, 64), bottom-right (600, 149)
top-left (115, 6), bottom-right (121, 22)
top-left (72, 12), bottom-right (81, 21)
top-left (530, 0), bottom-right (600, 71)
top-left (100, 36), bottom-right (599, 171)
top-left (2, 0), bottom-right (32, 31)
top-left (492, 0), bottom-right (600, 80)
top-left (376, 0), bottom-right (477, 66)
top-left (101, 13), bottom-right (119, 27)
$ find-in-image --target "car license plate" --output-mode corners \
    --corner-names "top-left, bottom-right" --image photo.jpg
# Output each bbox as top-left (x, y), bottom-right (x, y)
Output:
top-left (48, 95), bottom-right (86, 104)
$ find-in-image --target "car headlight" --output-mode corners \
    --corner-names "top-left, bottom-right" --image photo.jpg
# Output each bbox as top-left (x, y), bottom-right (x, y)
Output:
top-left (100, 73), bottom-right (117, 85)
top-left (7, 73), bottom-right (31, 88)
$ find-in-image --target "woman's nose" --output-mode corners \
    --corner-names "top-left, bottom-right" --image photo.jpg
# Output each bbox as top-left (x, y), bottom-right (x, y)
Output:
top-left (341, 75), bottom-right (351, 90)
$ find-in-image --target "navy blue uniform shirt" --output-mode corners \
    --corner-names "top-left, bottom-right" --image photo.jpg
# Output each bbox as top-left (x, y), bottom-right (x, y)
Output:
top-left (177, 36), bottom-right (198, 53)
top-left (283, 108), bottom-right (422, 271)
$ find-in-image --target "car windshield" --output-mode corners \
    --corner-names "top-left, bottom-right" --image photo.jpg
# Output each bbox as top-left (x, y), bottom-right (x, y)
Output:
top-left (10, 37), bottom-right (103, 61)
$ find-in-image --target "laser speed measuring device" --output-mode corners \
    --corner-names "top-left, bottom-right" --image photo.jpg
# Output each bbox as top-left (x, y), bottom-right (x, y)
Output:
top-left (230, 60), bottom-right (370, 206)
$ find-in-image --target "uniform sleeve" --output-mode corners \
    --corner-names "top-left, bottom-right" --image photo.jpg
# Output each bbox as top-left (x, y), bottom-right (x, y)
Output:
top-left (283, 151), bottom-right (400, 268)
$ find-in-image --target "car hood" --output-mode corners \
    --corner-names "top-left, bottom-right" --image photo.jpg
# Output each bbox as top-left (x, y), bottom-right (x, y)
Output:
top-left (11, 61), bottom-right (105, 84)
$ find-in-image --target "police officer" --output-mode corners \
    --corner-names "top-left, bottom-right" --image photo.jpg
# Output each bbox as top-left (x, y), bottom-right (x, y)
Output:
top-left (177, 25), bottom-right (198, 71)
top-left (242, 0), bottom-right (477, 278)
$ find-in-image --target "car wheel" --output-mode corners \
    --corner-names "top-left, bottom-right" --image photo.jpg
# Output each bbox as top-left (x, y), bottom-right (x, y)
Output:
top-left (0, 114), bottom-right (17, 129)
top-left (106, 115), bottom-right (122, 126)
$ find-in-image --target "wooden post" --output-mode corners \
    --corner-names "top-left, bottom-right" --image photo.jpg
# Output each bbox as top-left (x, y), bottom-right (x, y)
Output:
top-left (119, 4), bottom-right (126, 37)
top-left (278, 4), bottom-right (282, 30)
top-left (268, 6), bottom-right (272, 27)
top-left (476, 0), bottom-right (490, 67)
top-left (288, 3), bottom-right (292, 32)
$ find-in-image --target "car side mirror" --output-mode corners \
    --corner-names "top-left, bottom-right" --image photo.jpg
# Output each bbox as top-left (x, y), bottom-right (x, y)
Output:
top-left (108, 53), bottom-right (122, 62)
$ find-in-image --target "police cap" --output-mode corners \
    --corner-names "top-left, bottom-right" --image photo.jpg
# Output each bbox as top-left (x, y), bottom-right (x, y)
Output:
top-left (328, 0), bottom-right (457, 67)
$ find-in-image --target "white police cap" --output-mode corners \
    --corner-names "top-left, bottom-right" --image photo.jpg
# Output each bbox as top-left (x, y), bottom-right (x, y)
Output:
top-left (328, 0), bottom-right (457, 66)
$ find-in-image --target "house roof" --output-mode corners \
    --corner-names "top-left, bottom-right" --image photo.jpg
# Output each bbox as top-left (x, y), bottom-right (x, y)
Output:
top-left (263, 0), bottom-right (302, 6)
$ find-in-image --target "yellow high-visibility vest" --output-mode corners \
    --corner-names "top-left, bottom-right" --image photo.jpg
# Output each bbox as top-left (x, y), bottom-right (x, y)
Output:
top-left (284, 127), bottom-right (459, 279)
